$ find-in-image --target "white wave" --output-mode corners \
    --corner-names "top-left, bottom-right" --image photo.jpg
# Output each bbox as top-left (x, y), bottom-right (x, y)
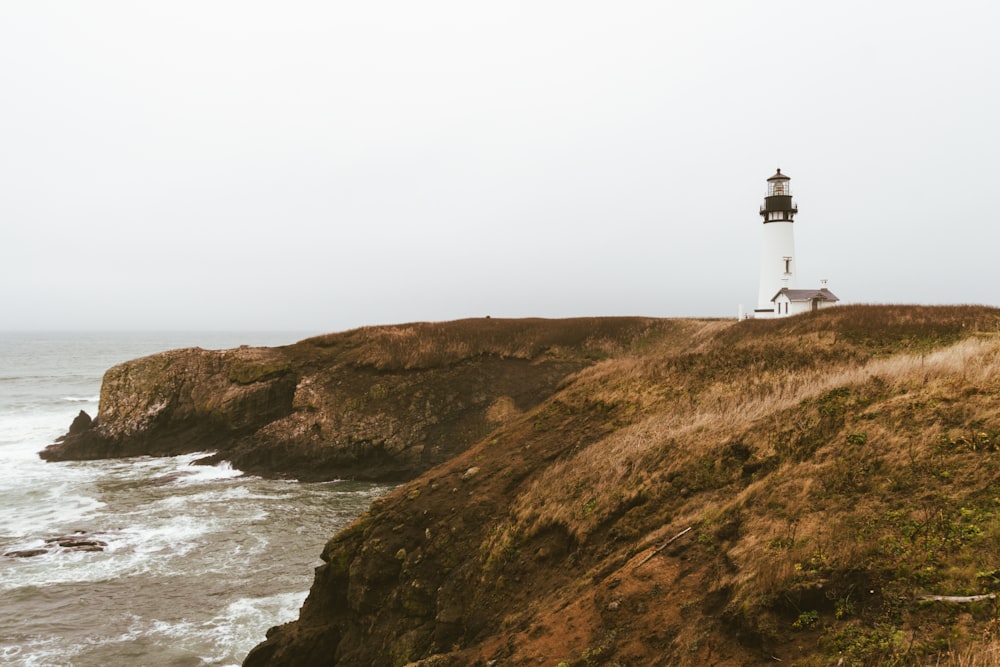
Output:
top-left (61, 395), bottom-right (99, 403)
top-left (160, 459), bottom-right (246, 486)
top-left (210, 590), bottom-right (307, 653)
top-left (106, 508), bottom-right (233, 567)
top-left (152, 484), bottom-right (279, 507)
top-left (0, 494), bottom-right (107, 539)
top-left (0, 636), bottom-right (64, 667)
top-left (136, 590), bottom-right (308, 665)
top-left (0, 412), bottom-right (77, 452)
top-left (1, 520), bottom-right (215, 591)
top-left (0, 615), bottom-right (147, 667)
top-left (0, 464), bottom-right (107, 538)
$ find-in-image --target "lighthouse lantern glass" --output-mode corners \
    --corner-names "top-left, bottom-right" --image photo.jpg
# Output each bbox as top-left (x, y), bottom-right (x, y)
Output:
top-left (768, 179), bottom-right (789, 197)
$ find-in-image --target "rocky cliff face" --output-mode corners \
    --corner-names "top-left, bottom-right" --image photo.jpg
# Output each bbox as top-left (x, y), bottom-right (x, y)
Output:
top-left (41, 345), bottom-right (299, 464)
top-left (41, 318), bottom-right (657, 481)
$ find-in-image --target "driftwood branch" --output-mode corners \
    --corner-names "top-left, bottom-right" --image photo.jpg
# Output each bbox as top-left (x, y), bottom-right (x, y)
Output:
top-left (634, 526), bottom-right (693, 569)
top-left (918, 594), bottom-right (997, 604)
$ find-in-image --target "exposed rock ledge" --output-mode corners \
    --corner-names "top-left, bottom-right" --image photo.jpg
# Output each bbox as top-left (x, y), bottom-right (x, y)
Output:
top-left (40, 318), bottom-right (656, 481)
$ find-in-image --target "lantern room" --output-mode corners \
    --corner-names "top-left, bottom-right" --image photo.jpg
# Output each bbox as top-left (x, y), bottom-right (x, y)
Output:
top-left (760, 168), bottom-right (798, 222)
top-left (767, 169), bottom-right (790, 196)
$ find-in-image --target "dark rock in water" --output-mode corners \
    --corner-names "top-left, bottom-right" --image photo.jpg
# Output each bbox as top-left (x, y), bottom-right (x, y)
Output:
top-left (67, 410), bottom-right (94, 436)
top-left (149, 470), bottom-right (196, 486)
top-left (4, 532), bottom-right (108, 558)
top-left (192, 454), bottom-right (220, 467)
top-left (46, 535), bottom-right (108, 552)
top-left (4, 548), bottom-right (49, 558)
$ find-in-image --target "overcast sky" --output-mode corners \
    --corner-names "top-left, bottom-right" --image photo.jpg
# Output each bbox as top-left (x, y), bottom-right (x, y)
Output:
top-left (1, 1), bottom-right (998, 332)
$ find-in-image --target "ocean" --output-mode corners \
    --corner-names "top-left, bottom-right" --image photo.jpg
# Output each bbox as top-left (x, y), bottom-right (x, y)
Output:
top-left (0, 332), bottom-right (391, 667)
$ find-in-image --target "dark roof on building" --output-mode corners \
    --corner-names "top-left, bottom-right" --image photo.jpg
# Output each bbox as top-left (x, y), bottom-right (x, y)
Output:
top-left (767, 168), bottom-right (790, 181)
top-left (771, 287), bottom-right (840, 303)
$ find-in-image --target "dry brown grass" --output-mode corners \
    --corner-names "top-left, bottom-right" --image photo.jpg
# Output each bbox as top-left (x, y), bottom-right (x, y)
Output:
top-left (471, 305), bottom-right (1000, 664)
top-left (303, 317), bottom-right (687, 370)
top-left (500, 334), bottom-right (1000, 546)
top-left (936, 640), bottom-right (1000, 666)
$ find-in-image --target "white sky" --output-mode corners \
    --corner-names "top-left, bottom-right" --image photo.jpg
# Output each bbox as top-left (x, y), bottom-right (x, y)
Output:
top-left (2, 1), bottom-right (998, 332)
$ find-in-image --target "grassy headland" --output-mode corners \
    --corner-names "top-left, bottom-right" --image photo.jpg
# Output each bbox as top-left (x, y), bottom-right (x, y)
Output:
top-left (246, 305), bottom-right (1000, 666)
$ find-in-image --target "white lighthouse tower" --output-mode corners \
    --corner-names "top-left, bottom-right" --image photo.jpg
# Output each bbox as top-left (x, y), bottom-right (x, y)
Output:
top-left (752, 168), bottom-right (839, 318)
top-left (755, 169), bottom-right (798, 317)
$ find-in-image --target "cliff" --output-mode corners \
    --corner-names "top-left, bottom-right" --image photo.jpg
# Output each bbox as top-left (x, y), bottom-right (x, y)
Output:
top-left (40, 318), bottom-right (659, 481)
top-left (242, 305), bottom-right (1000, 666)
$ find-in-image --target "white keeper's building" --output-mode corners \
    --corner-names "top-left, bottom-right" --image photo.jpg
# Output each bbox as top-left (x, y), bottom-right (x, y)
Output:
top-left (750, 169), bottom-right (839, 319)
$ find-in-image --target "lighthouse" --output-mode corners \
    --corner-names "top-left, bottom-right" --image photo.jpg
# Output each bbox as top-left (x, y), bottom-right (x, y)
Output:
top-left (752, 169), bottom-right (839, 318)
top-left (755, 169), bottom-right (797, 316)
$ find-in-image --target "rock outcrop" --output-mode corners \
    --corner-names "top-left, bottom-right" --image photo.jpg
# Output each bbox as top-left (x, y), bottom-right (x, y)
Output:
top-left (42, 345), bottom-right (298, 464)
top-left (41, 318), bottom-right (659, 481)
top-left (3, 532), bottom-right (109, 558)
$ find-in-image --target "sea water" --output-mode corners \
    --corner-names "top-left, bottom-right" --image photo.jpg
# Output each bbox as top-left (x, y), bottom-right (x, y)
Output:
top-left (0, 332), bottom-right (391, 666)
